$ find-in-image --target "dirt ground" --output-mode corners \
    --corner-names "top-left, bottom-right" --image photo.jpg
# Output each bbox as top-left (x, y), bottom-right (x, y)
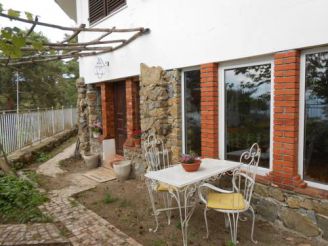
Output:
top-left (31, 152), bottom-right (324, 246)
top-left (36, 156), bottom-right (87, 191)
top-left (74, 179), bottom-right (324, 246)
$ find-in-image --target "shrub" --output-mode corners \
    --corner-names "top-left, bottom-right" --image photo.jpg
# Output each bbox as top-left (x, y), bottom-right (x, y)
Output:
top-left (0, 175), bottom-right (49, 223)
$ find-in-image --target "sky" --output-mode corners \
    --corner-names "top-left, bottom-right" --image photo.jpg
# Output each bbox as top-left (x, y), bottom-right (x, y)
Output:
top-left (0, 0), bottom-right (76, 42)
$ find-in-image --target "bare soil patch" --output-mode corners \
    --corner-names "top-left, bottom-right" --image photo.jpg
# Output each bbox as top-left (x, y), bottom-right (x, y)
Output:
top-left (75, 179), bottom-right (322, 246)
top-left (36, 156), bottom-right (87, 191)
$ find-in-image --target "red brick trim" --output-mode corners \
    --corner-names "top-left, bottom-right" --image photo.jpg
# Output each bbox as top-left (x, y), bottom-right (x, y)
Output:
top-left (270, 50), bottom-right (306, 190)
top-left (125, 78), bottom-right (141, 144)
top-left (256, 174), bottom-right (328, 199)
top-left (100, 83), bottom-right (115, 139)
top-left (200, 63), bottom-right (219, 158)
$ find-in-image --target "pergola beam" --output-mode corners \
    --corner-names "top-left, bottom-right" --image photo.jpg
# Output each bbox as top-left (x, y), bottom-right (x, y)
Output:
top-left (0, 12), bottom-right (150, 66)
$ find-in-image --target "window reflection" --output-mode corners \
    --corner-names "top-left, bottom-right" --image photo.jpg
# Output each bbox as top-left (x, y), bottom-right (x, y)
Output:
top-left (184, 70), bottom-right (201, 155)
top-left (304, 52), bottom-right (328, 184)
top-left (225, 64), bottom-right (271, 167)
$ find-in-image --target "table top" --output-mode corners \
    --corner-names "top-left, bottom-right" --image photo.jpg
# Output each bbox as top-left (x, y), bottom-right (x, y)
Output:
top-left (145, 158), bottom-right (241, 188)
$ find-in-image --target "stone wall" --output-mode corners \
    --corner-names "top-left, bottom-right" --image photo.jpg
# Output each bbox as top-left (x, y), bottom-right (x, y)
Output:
top-left (253, 183), bottom-right (328, 241)
top-left (76, 78), bottom-right (101, 156)
top-left (139, 64), bottom-right (182, 164)
top-left (8, 129), bottom-right (77, 168)
top-left (76, 78), bottom-right (90, 155)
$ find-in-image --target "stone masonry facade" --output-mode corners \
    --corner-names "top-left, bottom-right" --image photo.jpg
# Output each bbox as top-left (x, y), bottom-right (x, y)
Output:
top-left (139, 63), bottom-right (182, 164)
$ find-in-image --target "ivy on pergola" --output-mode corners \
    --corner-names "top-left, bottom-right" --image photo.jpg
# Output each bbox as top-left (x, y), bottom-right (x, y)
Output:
top-left (0, 12), bottom-right (149, 66)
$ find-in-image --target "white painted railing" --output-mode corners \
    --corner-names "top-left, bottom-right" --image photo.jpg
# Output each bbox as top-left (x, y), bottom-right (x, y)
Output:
top-left (0, 107), bottom-right (77, 154)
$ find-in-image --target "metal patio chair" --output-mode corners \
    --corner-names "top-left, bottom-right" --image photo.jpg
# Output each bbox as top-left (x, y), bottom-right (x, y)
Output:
top-left (144, 133), bottom-right (175, 232)
top-left (198, 143), bottom-right (261, 244)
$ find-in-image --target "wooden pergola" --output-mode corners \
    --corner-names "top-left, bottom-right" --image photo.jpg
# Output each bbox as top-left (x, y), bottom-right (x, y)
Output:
top-left (0, 13), bottom-right (149, 66)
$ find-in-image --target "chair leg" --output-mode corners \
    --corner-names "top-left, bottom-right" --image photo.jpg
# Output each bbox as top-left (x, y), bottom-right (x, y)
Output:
top-left (163, 193), bottom-right (172, 225)
top-left (204, 207), bottom-right (209, 238)
top-left (249, 206), bottom-right (258, 244)
top-left (146, 180), bottom-right (159, 232)
top-left (227, 213), bottom-right (240, 244)
top-left (224, 214), bottom-right (229, 228)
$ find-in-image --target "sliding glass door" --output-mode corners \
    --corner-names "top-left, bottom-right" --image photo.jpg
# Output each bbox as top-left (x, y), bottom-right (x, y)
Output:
top-left (303, 51), bottom-right (328, 184)
top-left (224, 64), bottom-right (271, 168)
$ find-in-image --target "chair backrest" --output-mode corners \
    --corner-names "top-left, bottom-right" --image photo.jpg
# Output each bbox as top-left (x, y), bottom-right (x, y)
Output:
top-left (143, 133), bottom-right (170, 172)
top-left (232, 171), bottom-right (256, 207)
top-left (239, 143), bottom-right (261, 180)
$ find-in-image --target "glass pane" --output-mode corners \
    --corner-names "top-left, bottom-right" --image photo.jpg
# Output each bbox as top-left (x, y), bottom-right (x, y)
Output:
top-left (225, 64), bottom-right (271, 167)
top-left (304, 51), bottom-right (328, 184)
top-left (184, 70), bottom-right (201, 155)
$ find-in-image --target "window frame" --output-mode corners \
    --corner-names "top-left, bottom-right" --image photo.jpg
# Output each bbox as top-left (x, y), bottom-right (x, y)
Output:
top-left (181, 66), bottom-right (201, 154)
top-left (88, 0), bottom-right (127, 26)
top-left (219, 56), bottom-right (274, 175)
top-left (299, 46), bottom-right (328, 190)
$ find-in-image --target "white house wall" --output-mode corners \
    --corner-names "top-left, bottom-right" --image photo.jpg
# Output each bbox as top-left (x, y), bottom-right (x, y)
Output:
top-left (76, 0), bottom-right (328, 84)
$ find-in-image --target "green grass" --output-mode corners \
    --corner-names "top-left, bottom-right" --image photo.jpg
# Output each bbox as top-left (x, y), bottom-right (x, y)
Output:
top-left (226, 241), bottom-right (236, 246)
top-left (0, 175), bottom-right (50, 223)
top-left (36, 152), bottom-right (50, 163)
top-left (153, 240), bottom-right (166, 246)
top-left (103, 193), bottom-right (118, 204)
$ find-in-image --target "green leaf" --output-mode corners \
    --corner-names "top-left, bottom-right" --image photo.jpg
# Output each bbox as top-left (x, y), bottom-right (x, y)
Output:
top-left (25, 11), bottom-right (33, 21)
top-left (1, 29), bottom-right (12, 39)
top-left (12, 35), bottom-right (26, 48)
top-left (31, 41), bottom-right (43, 51)
top-left (0, 3), bottom-right (3, 13)
top-left (8, 9), bottom-right (20, 18)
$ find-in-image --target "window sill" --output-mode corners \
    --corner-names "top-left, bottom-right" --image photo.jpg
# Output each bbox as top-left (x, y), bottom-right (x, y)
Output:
top-left (89, 5), bottom-right (128, 27)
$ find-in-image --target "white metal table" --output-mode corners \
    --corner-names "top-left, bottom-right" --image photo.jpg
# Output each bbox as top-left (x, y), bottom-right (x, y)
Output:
top-left (145, 158), bottom-right (241, 246)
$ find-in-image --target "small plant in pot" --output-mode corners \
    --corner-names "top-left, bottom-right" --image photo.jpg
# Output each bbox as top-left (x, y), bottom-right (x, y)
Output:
top-left (132, 129), bottom-right (143, 147)
top-left (180, 152), bottom-right (201, 172)
top-left (91, 123), bottom-right (102, 138)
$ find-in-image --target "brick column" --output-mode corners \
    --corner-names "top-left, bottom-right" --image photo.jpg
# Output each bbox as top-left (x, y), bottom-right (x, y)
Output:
top-left (200, 63), bottom-right (219, 158)
top-left (271, 50), bottom-right (306, 189)
top-left (125, 78), bottom-right (140, 139)
top-left (100, 83), bottom-right (115, 139)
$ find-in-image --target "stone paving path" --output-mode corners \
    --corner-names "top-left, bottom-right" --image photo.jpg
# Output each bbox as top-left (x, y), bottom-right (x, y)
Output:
top-left (0, 224), bottom-right (70, 246)
top-left (1, 144), bottom-right (142, 246)
top-left (39, 195), bottom-right (142, 246)
top-left (37, 143), bottom-right (76, 178)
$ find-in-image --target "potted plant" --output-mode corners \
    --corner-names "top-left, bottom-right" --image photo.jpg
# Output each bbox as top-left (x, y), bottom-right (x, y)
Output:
top-left (91, 123), bottom-right (102, 138)
top-left (180, 153), bottom-right (201, 172)
top-left (132, 129), bottom-right (143, 147)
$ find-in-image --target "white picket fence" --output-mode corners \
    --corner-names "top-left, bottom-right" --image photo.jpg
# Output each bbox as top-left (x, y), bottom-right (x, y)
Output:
top-left (0, 107), bottom-right (77, 154)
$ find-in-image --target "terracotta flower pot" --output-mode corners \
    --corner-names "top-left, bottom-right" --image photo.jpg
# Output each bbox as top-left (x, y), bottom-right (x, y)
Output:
top-left (181, 160), bottom-right (201, 172)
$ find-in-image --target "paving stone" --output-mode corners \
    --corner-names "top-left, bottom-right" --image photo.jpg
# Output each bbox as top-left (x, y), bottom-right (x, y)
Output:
top-left (0, 223), bottom-right (70, 246)
top-left (40, 195), bottom-right (142, 246)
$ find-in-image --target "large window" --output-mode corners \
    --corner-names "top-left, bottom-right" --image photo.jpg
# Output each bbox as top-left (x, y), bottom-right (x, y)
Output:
top-left (183, 70), bottom-right (201, 155)
top-left (224, 64), bottom-right (271, 168)
top-left (303, 51), bottom-right (328, 184)
top-left (89, 0), bottom-right (126, 24)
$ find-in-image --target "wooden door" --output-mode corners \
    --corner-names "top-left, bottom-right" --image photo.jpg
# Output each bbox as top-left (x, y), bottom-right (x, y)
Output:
top-left (114, 82), bottom-right (127, 155)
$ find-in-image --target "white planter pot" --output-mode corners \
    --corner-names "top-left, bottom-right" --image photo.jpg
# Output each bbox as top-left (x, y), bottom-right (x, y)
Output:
top-left (92, 132), bottom-right (101, 138)
top-left (83, 154), bottom-right (99, 169)
top-left (113, 160), bottom-right (131, 181)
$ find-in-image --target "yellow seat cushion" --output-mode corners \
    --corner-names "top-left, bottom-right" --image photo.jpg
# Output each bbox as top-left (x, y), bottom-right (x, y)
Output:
top-left (156, 182), bottom-right (170, 192)
top-left (207, 192), bottom-right (246, 210)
